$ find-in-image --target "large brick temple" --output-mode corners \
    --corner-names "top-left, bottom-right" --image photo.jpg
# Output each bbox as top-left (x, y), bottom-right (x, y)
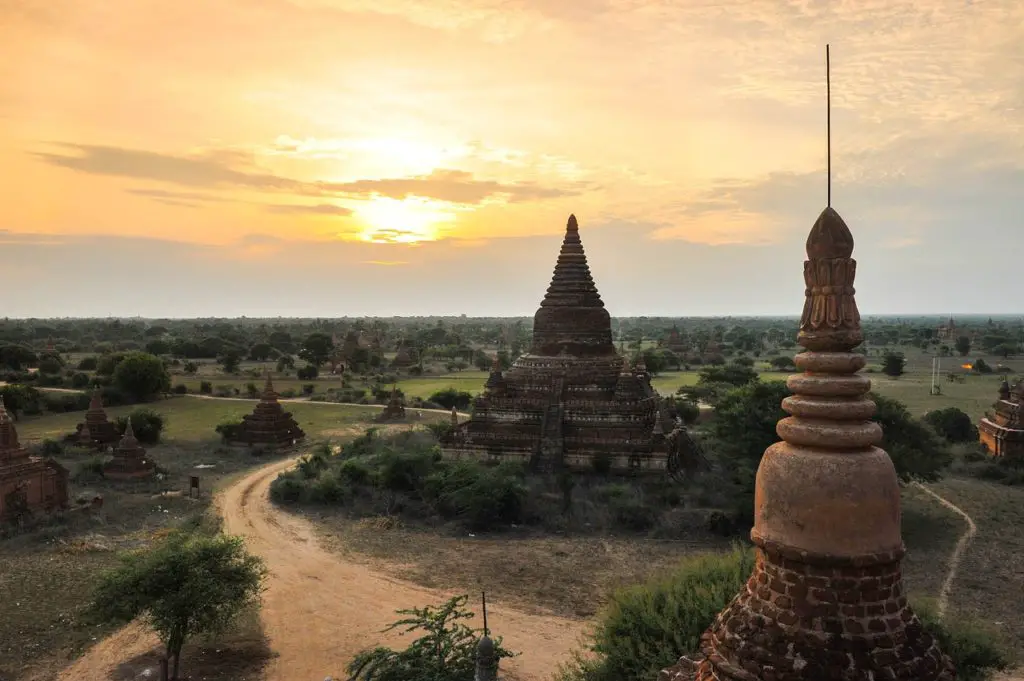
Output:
top-left (0, 397), bottom-right (69, 523)
top-left (978, 379), bottom-right (1024, 459)
top-left (442, 214), bottom-right (704, 477)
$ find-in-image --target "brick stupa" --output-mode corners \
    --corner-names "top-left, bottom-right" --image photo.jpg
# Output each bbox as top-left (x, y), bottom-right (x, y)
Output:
top-left (0, 397), bottom-right (69, 522)
top-left (978, 379), bottom-right (1024, 459)
top-left (227, 374), bottom-right (306, 449)
top-left (443, 215), bottom-right (704, 476)
top-left (103, 418), bottom-right (157, 480)
top-left (376, 386), bottom-right (407, 422)
top-left (660, 207), bottom-right (954, 681)
top-left (70, 391), bottom-right (121, 449)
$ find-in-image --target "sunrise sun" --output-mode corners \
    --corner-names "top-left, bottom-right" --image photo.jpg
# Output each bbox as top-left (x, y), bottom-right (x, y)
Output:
top-left (353, 197), bottom-right (454, 244)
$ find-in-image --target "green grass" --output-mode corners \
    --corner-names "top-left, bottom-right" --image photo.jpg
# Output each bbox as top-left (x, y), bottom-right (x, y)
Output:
top-left (14, 395), bottom-right (391, 443)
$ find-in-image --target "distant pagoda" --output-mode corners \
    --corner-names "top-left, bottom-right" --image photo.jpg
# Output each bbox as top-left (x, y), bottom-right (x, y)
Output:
top-left (376, 386), bottom-right (407, 422)
top-left (103, 417), bottom-right (157, 480)
top-left (979, 379), bottom-right (1024, 459)
top-left (226, 374), bottom-right (306, 449)
top-left (391, 340), bottom-right (416, 369)
top-left (68, 391), bottom-right (121, 449)
top-left (1, 397), bottom-right (69, 522)
top-left (442, 215), bottom-right (705, 477)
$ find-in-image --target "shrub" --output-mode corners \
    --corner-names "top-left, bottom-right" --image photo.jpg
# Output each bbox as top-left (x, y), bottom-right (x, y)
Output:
top-left (914, 599), bottom-right (1009, 681)
top-left (112, 351), bottom-right (171, 401)
top-left (77, 356), bottom-right (99, 371)
top-left (70, 372), bottom-right (92, 389)
top-left (348, 595), bottom-right (514, 681)
top-left (302, 383), bottom-right (315, 396)
top-left (172, 383), bottom-right (188, 394)
top-left (40, 439), bottom-right (64, 457)
top-left (215, 419), bottom-right (244, 443)
top-left (923, 407), bottom-right (979, 444)
top-left (296, 364), bottom-right (319, 380)
top-left (199, 380), bottom-right (213, 394)
top-left (427, 388), bottom-right (474, 410)
top-left (115, 408), bottom-right (165, 445)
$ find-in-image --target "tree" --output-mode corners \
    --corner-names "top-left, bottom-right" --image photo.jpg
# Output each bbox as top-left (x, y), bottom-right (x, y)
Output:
top-left (0, 344), bottom-right (38, 371)
top-left (145, 339), bottom-right (171, 356)
top-left (991, 342), bottom-right (1018, 359)
top-left (37, 355), bottom-right (63, 374)
top-left (248, 342), bottom-right (275, 362)
top-left (219, 350), bottom-right (241, 374)
top-left (113, 352), bottom-right (171, 401)
top-left (276, 354), bottom-right (295, 373)
top-left (923, 407), bottom-right (979, 444)
top-left (955, 335), bottom-right (971, 357)
top-left (296, 364), bottom-right (319, 380)
top-left (348, 594), bottom-right (514, 681)
top-left (881, 352), bottom-right (906, 378)
top-left (769, 355), bottom-right (796, 371)
top-left (88, 532), bottom-right (266, 680)
top-left (115, 408), bottom-right (166, 445)
top-left (298, 332), bottom-right (334, 368)
top-left (182, 360), bottom-right (199, 375)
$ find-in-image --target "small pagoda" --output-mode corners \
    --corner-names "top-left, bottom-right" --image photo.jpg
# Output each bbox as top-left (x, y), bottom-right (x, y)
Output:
top-left (391, 340), bottom-right (417, 370)
top-left (376, 386), bottom-right (407, 422)
top-left (68, 392), bottom-right (121, 449)
top-left (1, 397), bottom-right (69, 522)
top-left (226, 374), bottom-right (306, 449)
top-left (979, 379), bottom-right (1024, 459)
top-left (442, 214), bottom-right (705, 477)
top-left (103, 418), bottom-right (157, 480)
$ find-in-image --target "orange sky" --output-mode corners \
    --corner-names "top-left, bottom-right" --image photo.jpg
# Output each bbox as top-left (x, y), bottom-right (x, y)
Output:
top-left (1, 0), bottom-right (1022, 317)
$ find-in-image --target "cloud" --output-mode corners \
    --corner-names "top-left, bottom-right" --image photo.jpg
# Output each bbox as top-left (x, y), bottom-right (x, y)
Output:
top-left (34, 143), bottom-right (583, 206)
top-left (34, 143), bottom-right (303, 191)
top-left (364, 260), bottom-right (408, 266)
top-left (125, 188), bottom-right (226, 203)
top-left (264, 202), bottom-right (354, 216)
top-left (322, 169), bottom-right (582, 204)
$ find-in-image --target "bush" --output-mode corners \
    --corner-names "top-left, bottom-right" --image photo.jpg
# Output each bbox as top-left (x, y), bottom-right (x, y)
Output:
top-left (172, 383), bottom-right (188, 394)
top-left (199, 380), bottom-right (213, 394)
top-left (348, 594), bottom-right (514, 681)
top-left (77, 356), bottom-right (98, 371)
top-left (44, 393), bottom-right (90, 413)
top-left (70, 372), bottom-right (92, 389)
top-left (215, 419), bottom-right (244, 443)
top-left (296, 365), bottom-right (319, 380)
top-left (923, 407), bottom-right (979, 444)
top-left (427, 388), bottom-right (474, 410)
top-left (560, 548), bottom-right (1008, 681)
top-left (112, 351), bottom-right (171, 401)
top-left (114, 408), bottom-right (165, 445)
top-left (563, 546), bottom-right (755, 681)
top-left (302, 383), bottom-right (315, 396)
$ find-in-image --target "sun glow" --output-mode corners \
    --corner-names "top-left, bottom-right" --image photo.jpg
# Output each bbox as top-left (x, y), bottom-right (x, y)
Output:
top-left (353, 197), bottom-right (455, 243)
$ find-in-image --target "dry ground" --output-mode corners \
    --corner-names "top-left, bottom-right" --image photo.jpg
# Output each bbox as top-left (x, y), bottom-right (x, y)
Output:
top-left (0, 397), bottom-right (445, 681)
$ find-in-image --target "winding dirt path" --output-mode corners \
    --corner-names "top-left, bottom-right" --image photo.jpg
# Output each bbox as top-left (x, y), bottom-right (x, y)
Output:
top-left (57, 456), bottom-right (587, 681)
top-left (911, 482), bottom-right (978, 620)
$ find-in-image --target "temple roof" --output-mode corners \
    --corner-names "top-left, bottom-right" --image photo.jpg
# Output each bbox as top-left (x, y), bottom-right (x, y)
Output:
top-left (529, 215), bottom-right (616, 357)
top-left (538, 214), bottom-right (605, 311)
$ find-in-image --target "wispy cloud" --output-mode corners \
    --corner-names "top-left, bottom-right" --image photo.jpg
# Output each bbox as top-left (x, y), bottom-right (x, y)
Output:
top-left (264, 202), bottom-right (353, 216)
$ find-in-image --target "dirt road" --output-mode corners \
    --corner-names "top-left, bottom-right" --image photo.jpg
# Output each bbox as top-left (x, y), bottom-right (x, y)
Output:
top-left (58, 456), bottom-right (587, 681)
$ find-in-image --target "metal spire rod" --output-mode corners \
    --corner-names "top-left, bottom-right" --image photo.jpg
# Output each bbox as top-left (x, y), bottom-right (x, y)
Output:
top-left (827, 44), bottom-right (831, 207)
top-left (482, 591), bottom-right (489, 637)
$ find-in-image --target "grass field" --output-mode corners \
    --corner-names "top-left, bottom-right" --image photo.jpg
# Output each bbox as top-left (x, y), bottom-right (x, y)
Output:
top-left (0, 396), bottom-right (448, 681)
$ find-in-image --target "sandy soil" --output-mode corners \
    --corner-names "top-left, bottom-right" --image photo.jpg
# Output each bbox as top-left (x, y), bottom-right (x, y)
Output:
top-left (56, 456), bottom-right (587, 681)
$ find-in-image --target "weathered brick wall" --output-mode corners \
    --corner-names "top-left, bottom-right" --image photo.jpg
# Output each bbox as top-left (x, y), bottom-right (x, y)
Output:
top-left (692, 545), bottom-right (953, 681)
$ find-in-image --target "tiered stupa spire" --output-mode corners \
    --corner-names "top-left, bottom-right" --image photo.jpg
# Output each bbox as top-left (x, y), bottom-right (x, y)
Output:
top-left (104, 417), bottom-right (157, 480)
top-left (664, 210), bottom-right (953, 680)
top-left (224, 372), bottom-right (305, 449)
top-left (0, 397), bottom-right (27, 463)
top-left (0, 397), bottom-right (69, 521)
top-left (71, 391), bottom-right (120, 449)
top-left (530, 215), bottom-right (615, 357)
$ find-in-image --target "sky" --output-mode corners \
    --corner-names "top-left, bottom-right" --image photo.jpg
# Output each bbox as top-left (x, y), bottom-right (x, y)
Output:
top-left (2, 0), bottom-right (1022, 318)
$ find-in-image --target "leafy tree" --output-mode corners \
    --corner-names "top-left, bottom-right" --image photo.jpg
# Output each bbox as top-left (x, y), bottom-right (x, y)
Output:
top-left (276, 354), bottom-right (295, 373)
top-left (640, 348), bottom-right (667, 375)
top-left (248, 342), bottom-right (275, 362)
top-left (182, 360), bottom-right (199, 375)
top-left (872, 394), bottom-right (953, 483)
top-left (923, 407), bottom-right (979, 444)
top-left (428, 388), bottom-right (474, 410)
top-left (955, 335), bottom-right (972, 357)
top-left (112, 351), bottom-right (171, 401)
top-left (115, 408), bottom-right (166, 445)
top-left (768, 355), bottom-right (796, 371)
top-left (348, 594), bottom-right (514, 681)
top-left (89, 532), bottom-right (266, 681)
top-left (219, 350), bottom-right (241, 374)
top-left (974, 358), bottom-right (993, 374)
top-left (299, 332), bottom-right (334, 368)
top-left (0, 384), bottom-right (42, 421)
top-left (0, 344), bottom-right (38, 371)
top-left (145, 339), bottom-right (171, 356)
top-left (96, 352), bottom-right (127, 376)
top-left (991, 342), bottom-right (1018, 359)
top-left (296, 364), bottom-right (319, 380)
top-left (37, 356), bottom-right (63, 374)
top-left (698, 363), bottom-right (758, 388)
top-left (882, 352), bottom-right (906, 378)
top-left (77, 356), bottom-right (99, 371)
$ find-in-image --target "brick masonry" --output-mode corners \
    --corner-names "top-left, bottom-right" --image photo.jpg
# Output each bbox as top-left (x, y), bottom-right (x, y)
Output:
top-left (686, 543), bottom-right (954, 681)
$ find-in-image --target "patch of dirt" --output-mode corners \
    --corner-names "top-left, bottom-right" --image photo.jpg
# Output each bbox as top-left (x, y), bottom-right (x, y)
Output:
top-left (58, 457), bottom-right (588, 681)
